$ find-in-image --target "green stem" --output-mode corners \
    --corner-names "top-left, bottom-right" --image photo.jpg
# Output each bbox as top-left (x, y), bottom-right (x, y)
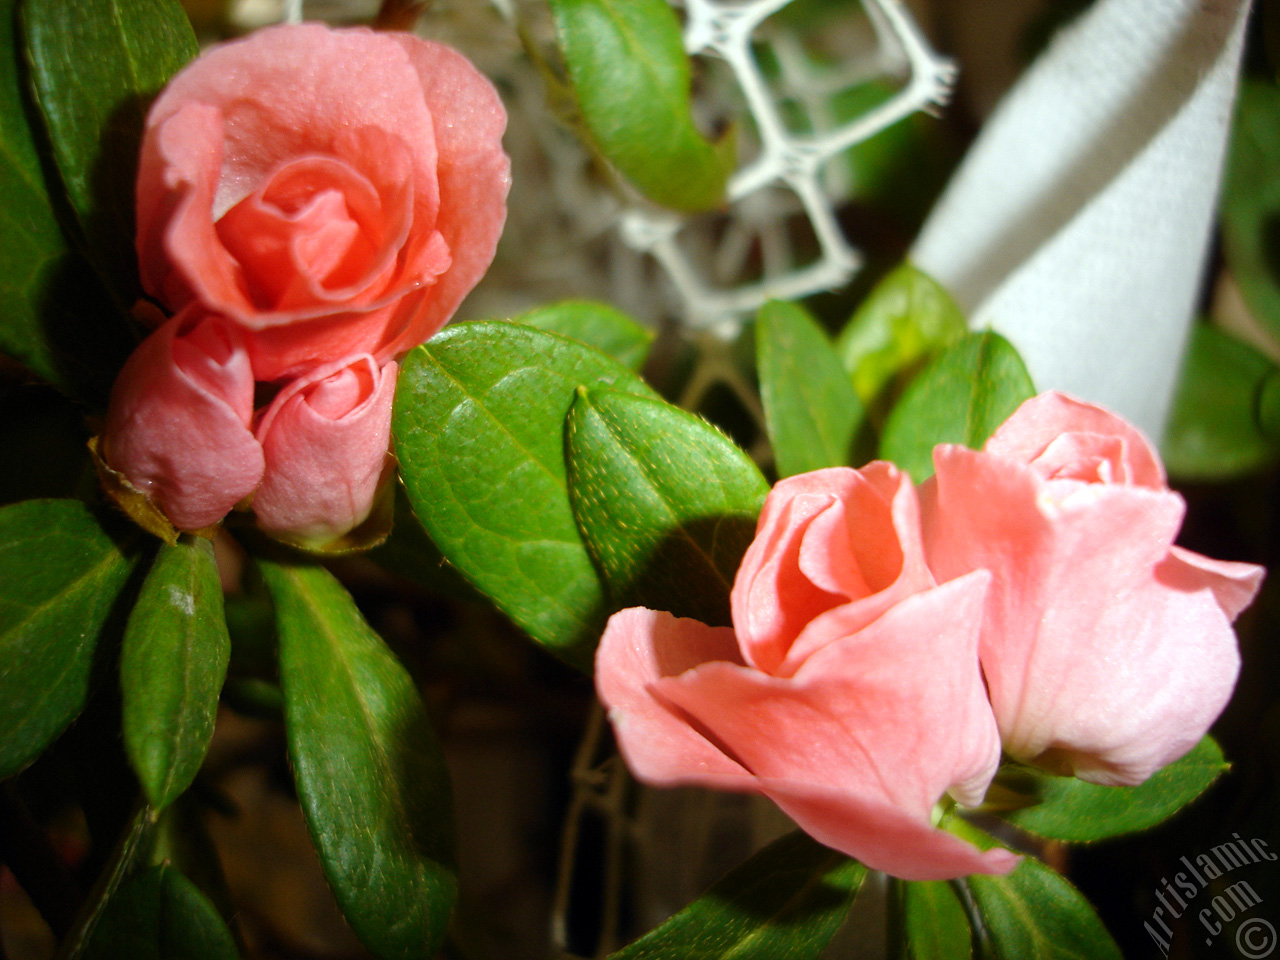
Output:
top-left (886, 876), bottom-right (908, 960)
top-left (53, 801), bottom-right (153, 960)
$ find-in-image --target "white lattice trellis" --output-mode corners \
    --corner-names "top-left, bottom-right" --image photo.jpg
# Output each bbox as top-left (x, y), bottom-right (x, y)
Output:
top-left (618, 0), bottom-right (956, 337)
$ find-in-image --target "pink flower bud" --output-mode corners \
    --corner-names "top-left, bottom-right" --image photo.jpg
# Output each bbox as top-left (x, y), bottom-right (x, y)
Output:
top-left (922, 392), bottom-right (1265, 786)
top-left (102, 311), bottom-right (264, 531)
top-left (596, 465), bottom-right (1017, 880)
top-left (252, 355), bottom-right (397, 546)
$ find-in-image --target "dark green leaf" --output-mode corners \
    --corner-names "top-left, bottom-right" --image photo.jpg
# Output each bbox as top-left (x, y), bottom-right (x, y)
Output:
top-left (950, 822), bottom-right (1122, 960)
top-left (1260, 367), bottom-right (1280, 443)
top-left (566, 387), bottom-right (768, 626)
top-left (904, 881), bottom-right (972, 960)
top-left (836, 262), bottom-right (967, 406)
top-left (968, 863), bottom-right (1122, 960)
top-left (879, 332), bottom-right (1035, 482)
top-left (609, 830), bottom-right (865, 960)
top-left (260, 558), bottom-right (456, 960)
top-left (0, 499), bottom-right (140, 779)
top-left (392, 321), bottom-right (659, 669)
top-left (756, 299), bottom-right (865, 477)
top-left (1221, 81), bottom-right (1280, 340)
top-left (23, 0), bottom-right (198, 305)
top-left (1162, 324), bottom-right (1279, 480)
top-left (59, 805), bottom-right (156, 960)
top-left (0, 0), bottom-right (132, 400)
top-left (84, 864), bottom-right (238, 960)
top-left (122, 536), bottom-right (230, 811)
top-left (1000, 737), bottom-right (1227, 843)
top-left (514, 299), bottom-right (654, 371)
top-left (549, 0), bottom-right (733, 212)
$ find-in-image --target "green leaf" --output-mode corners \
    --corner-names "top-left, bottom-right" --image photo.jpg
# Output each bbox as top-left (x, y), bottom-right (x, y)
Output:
top-left (83, 864), bottom-right (238, 960)
top-left (967, 863), bottom-right (1122, 960)
top-left (23, 0), bottom-right (198, 306)
top-left (0, 0), bottom-right (132, 400)
top-left (566, 387), bottom-right (768, 626)
top-left (756, 299), bottom-right (866, 477)
top-left (836, 263), bottom-right (968, 406)
top-left (0, 499), bottom-right (140, 780)
top-left (608, 830), bottom-right (865, 960)
top-left (393, 321), bottom-right (659, 669)
top-left (879, 332), bottom-right (1035, 482)
top-left (549, 0), bottom-right (733, 212)
top-left (1221, 81), bottom-right (1280, 341)
top-left (121, 536), bottom-right (230, 811)
top-left (1000, 736), bottom-right (1227, 843)
top-left (1260, 367), bottom-right (1280, 443)
top-left (1161, 324), bottom-right (1279, 480)
top-left (259, 557), bottom-right (456, 960)
top-left (514, 299), bottom-right (654, 371)
top-left (904, 881), bottom-right (972, 960)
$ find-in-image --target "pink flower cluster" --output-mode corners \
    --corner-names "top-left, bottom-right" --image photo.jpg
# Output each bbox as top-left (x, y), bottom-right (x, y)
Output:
top-left (596, 393), bottom-right (1265, 880)
top-left (101, 24), bottom-right (510, 546)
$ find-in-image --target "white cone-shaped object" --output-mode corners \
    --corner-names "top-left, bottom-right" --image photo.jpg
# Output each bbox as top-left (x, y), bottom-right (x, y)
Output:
top-left (912, 0), bottom-right (1252, 439)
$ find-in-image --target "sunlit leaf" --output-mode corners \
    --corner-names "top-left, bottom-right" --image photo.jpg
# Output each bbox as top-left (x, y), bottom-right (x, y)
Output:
top-left (879, 332), bottom-right (1035, 482)
top-left (756, 299), bottom-right (866, 477)
top-left (514, 299), bottom-right (654, 371)
top-left (549, 0), bottom-right (733, 212)
top-left (566, 387), bottom-right (767, 627)
top-left (393, 321), bottom-right (658, 669)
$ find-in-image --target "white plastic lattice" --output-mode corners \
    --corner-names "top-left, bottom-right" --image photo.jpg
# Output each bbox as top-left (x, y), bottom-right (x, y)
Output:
top-left (620, 0), bottom-right (956, 337)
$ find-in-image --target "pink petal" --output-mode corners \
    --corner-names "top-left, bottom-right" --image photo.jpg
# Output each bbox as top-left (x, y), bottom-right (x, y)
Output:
top-left (756, 777), bottom-right (1019, 881)
top-left (1165, 546), bottom-right (1265, 622)
top-left (731, 465), bottom-right (935, 676)
top-left (594, 608), bottom-right (747, 785)
top-left (252, 356), bottom-right (397, 544)
top-left (103, 311), bottom-right (264, 530)
top-left (922, 442), bottom-right (1238, 783)
top-left (984, 392), bottom-right (1165, 489)
top-left (379, 34), bottom-right (511, 358)
top-left (657, 574), bottom-right (999, 822)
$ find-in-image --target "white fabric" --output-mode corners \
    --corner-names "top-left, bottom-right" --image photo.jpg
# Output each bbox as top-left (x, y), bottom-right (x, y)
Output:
top-left (912, 0), bottom-right (1252, 440)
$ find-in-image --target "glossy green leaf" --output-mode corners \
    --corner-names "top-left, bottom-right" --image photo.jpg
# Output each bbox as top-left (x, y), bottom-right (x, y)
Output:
top-left (121, 536), bottom-right (230, 811)
top-left (904, 881), bottom-right (972, 960)
top-left (550, 0), bottom-right (733, 212)
top-left (1000, 736), bottom-right (1227, 843)
top-left (83, 864), bottom-right (238, 960)
top-left (0, 0), bottom-right (132, 400)
top-left (756, 299), bottom-right (865, 477)
top-left (609, 830), bottom-right (866, 960)
top-left (1221, 81), bottom-right (1280, 340)
top-left (393, 321), bottom-right (658, 669)
top-left (566, 387), bottom-right (768, 627)
top-left (23, 0), bottom-right (198, 305)
top-left (1162, 324), bottom-right (1279, 480)
top-left (0, 499), bottom-right (140, 780)
top-left (260, 558), bottom-right (456, 960)
top-left (879, 332), bottom-right (1035, 482)
top-left (968, 864), bottom-right (1121, 960)
top-left (514, 299), bottom-right (654, 371)
top-left (836, 263), bottom-right (968, 406)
